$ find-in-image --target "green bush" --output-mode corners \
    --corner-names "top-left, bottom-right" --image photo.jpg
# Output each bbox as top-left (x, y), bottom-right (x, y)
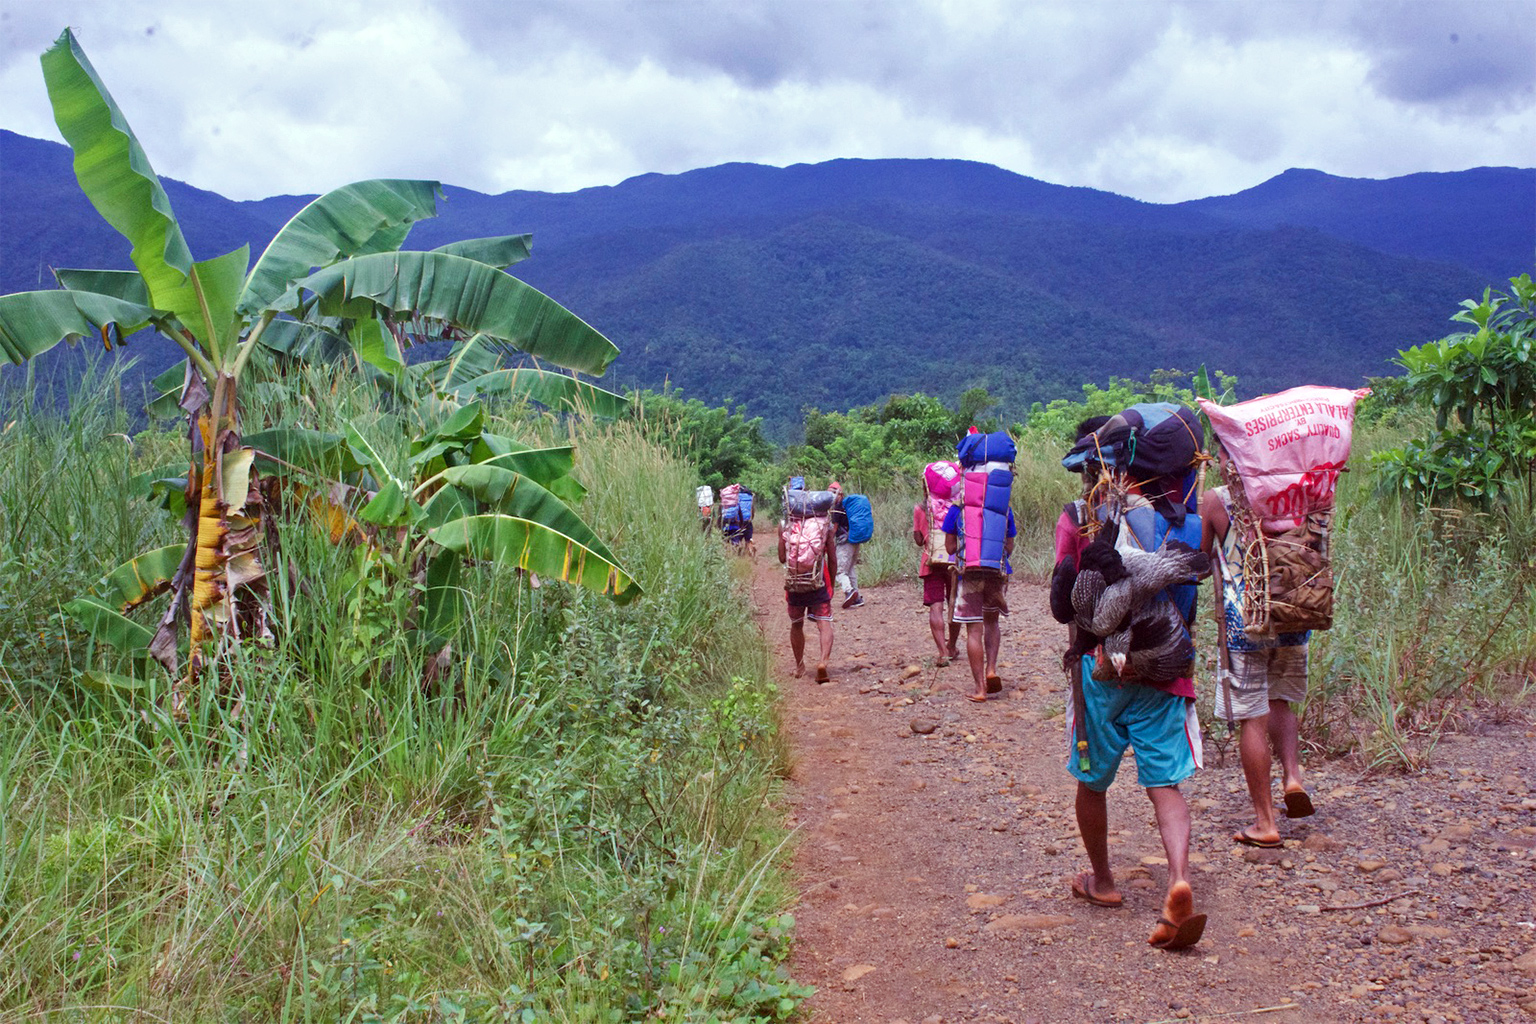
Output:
top-left (1373, 273), bottom-right (1536, 506)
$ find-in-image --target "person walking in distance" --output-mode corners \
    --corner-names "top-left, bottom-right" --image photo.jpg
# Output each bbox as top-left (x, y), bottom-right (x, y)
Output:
top-left (827, 481), bottom-right (865, 608)
top-left (780, 483), bottom-right (839, 682)
top-left (915, 461), bottom-right (962, 665)
top-left (943, 429), bottom-right (1018, 702)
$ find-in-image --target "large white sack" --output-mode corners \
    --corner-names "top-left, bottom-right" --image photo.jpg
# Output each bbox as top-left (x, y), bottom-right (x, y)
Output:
top-left (1198, 386), bottom-right (1370, 528)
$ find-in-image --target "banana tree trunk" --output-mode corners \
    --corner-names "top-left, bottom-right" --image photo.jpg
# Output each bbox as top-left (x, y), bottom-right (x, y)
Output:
top-left (173, 373), bottom-right (270, 714)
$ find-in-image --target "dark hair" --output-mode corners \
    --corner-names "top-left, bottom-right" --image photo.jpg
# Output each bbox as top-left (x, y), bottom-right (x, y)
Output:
top-left (1075, 415), bottom-right (1112, 442)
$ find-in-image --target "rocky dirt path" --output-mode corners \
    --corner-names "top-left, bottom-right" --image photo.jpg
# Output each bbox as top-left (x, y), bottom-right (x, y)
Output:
top-left (749, 558), bottom-right (1536, 1024)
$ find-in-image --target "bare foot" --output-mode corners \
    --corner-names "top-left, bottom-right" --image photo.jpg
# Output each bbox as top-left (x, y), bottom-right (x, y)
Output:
top-left (1071, 870), bottom-right (1123, 908)
top-left (794, 662), bottom-right (805, 678)
top-left (815, 663), bottom-right (830, 683)
top-left (1148, 881), bottom-right (1206, 949)
top-left (947, 644), bottom-right (960, 660)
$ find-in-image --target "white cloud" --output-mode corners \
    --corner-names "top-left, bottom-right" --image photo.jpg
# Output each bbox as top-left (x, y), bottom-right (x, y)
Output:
top-left (1, 0), bottom-right (1530, 203)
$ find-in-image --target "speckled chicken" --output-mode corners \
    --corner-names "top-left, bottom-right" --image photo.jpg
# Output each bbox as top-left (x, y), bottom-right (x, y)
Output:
top-left (1055, 528), bottom-right (1208, 680)
top-left (1101, 598), bottom-right (1196, 682)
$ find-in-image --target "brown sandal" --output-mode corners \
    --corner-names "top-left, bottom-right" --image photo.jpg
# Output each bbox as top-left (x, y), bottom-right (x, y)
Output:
top-left (1149, 913), bottom-right (1207, 950)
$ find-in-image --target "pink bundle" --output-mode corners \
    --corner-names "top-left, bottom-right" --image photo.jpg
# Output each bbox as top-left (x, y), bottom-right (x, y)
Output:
top-left (1199, 386), bottom-right (1370, 531)
top-left (924, 461), bottom-right (960, 499)
top-left (720, 483), bottom-right (741, 510)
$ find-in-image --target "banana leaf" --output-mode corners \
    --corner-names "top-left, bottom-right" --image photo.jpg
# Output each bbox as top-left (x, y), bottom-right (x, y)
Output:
top-left (257, 318), bottom-right (351, 364)
top-left (432, 234), bottom-right (533, 270)
top-left (353, 317), bottom-right (405, 375)
top-left (477, 450), bottom-right (585, 504)
top-left (64, 596), bottom-right (155, 657)
top-left (451, 367), bottom-right (630, 418)
top-left (53, 268), bottom-right (151, 305)
top-left (420, 484), bottom-right (476, 530)
top-left (429, 333), bottom-right (504, 392)
top-left (358, 481), bottom-right (415, 527)
top-left (427, 472), bottom-right (639, 602)
top-left (41, 29), bottom-right (198, 331)
top-left (239, 179), bottom-right (441, 316)
top-left (409, 402), bottom-right (487, 471)
top-left (95, 544), bottom-right (187, 610)
top-left (146, 361), bottom-right (188, 419)
top-left (0, 290), bottom-right (159, 364)
top-left (76, 670), bottom-right (152, 696)
top-left (474, 447), bottom-right (579, 488)
top-left (245, 427), bottom-right (365, 479)
top-left (421, 549), bottom-right (465, 639)
top-left (179, 247), bottom-right (250, 358)
top-left (130, 461), bottom-right (192, 518)
top-left (283, 251), bottom-right (619, 376)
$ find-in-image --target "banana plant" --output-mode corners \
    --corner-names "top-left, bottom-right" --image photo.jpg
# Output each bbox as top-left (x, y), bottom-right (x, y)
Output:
top-left (113, 401), bottom-right (638, 664)
top-left (0, 29), bottom-right (637, 706)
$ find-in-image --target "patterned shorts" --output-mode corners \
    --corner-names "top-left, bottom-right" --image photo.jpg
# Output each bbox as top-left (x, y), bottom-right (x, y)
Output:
top-left (1214, 645), bottom-right (1309, 721)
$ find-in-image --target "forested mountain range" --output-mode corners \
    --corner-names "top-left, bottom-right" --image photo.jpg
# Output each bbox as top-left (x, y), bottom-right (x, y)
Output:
top-left (3, 128), bottom-right (1530, 433)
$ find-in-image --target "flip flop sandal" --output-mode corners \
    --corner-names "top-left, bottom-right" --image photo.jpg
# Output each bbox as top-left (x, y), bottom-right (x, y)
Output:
top-left (1232, 829), bottom-right (1283, 849)
top-left (965, 693), bottom-right (988, 703)
top-left (985, 674), bottom-right (1002, 694)
top-left (1284, 789), bottom-right (1316, 819)
top-left (1150, 913), bottom-right (1207, 951)
top-left (935, 657), bottom-right (950, 667)
top-left (815, 665), bottom-right (830, 684)
top-left (1071, 873), bottom-right (1123, 908)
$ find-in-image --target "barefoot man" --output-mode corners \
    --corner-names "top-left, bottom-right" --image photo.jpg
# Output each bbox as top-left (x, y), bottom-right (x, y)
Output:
top-left (1052, 407), bottom-right (1209, 950)
top-left (914, 462), bottom-right (962, 665)
top-left (779, 486), bottom-right (839, 682)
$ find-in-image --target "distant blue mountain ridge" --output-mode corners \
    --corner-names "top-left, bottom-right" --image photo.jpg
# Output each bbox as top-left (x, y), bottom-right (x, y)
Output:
top-left (2, 128), bottom-right (1530, 433)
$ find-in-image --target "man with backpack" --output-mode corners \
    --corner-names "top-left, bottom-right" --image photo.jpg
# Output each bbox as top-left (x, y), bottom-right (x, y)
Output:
top-left (1201, 437), bottom-right (1314, 849)
top-left (827, 482), bottom-right (870, 609)
top-left (942, 430), bottom-right (1018, 702)
top-left (779, 484), bottom-right (840, 682)
top-left (915, 461), bottom-right (962, 666)
top-left (1051, 404), bottom-right (1209, 952)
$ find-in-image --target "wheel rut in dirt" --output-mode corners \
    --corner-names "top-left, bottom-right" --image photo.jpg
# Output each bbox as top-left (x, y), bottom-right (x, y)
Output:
top-left (749, 558), bottom-right (1536, 1024)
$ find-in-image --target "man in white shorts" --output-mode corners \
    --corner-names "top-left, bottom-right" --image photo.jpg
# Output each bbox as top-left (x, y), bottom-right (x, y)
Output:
top-left (1201, 447), bottom-right (1315, 850)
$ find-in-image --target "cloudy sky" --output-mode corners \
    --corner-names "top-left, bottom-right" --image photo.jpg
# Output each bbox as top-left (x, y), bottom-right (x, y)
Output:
top-left (1, 0), bottom-right (1531, 204)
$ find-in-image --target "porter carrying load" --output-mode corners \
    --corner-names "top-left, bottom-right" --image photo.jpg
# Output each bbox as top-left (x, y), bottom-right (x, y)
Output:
top-left (953, 430), bottom-right (1016, 574)
top-left (1197, 386), bottom-right (1369, 638)
top-left (781, 484), bottom-right (836, 591)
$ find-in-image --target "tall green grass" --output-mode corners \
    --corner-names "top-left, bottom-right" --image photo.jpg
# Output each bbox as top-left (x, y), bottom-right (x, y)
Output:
top-left (1305, 453), bottom-right (1536, 767)
top-left (0, 365), bottom-right (806, 1022)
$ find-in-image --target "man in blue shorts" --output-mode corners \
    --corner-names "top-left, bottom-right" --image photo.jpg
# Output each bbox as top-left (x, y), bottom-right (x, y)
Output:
top-left (1054, 466), bottom-right (1207, 951)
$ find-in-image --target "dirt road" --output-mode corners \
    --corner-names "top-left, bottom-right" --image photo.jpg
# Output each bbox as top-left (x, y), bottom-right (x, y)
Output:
top-left (751, 558), bottom-right (1536, 1024)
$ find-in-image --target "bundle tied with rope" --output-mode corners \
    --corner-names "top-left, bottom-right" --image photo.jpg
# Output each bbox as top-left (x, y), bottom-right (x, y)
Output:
top-left (1061, 402), bottom-right (1208, 529)
top-left (1197, 386), bottom-right (1371, 639)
